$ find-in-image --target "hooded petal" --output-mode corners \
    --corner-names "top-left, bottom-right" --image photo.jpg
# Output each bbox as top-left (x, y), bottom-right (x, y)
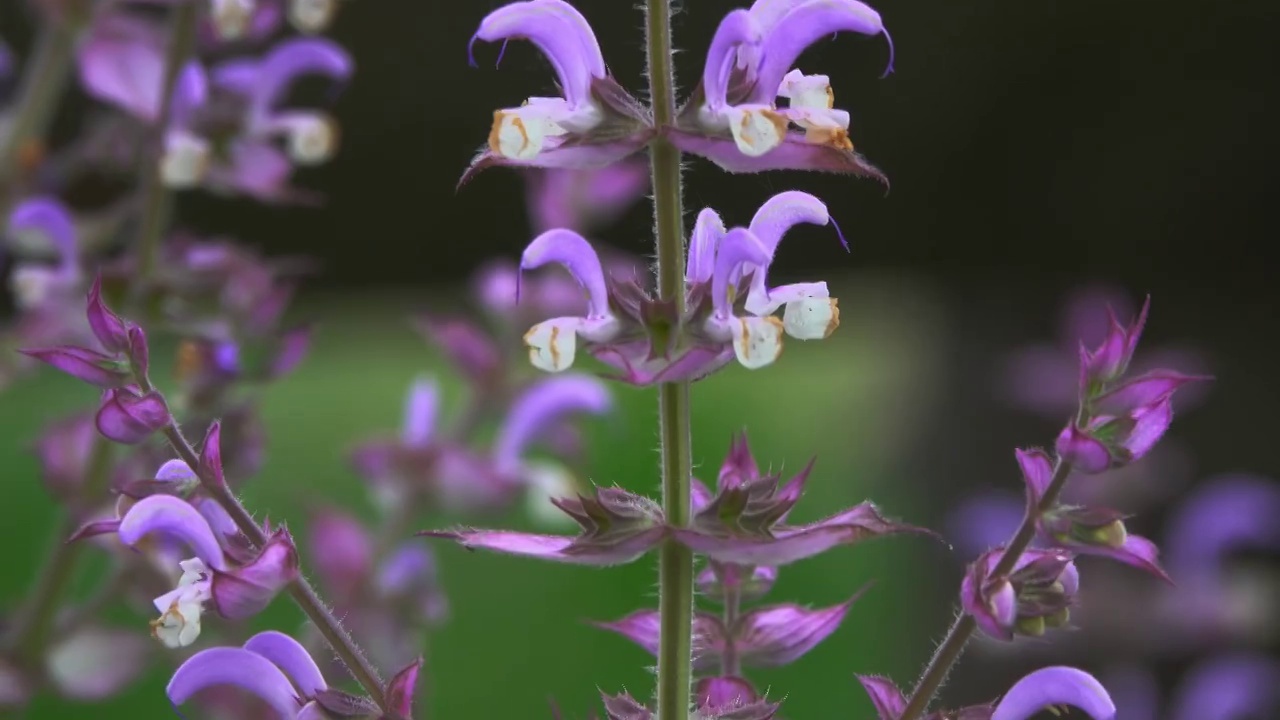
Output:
top-left (521, 228), bottom-right (610, 318)
top-left (211, 529), bottom-right (299, 618)
top-left (243, 37), bottom-right (353, 123)
top-left (422, 526), bottom-right (665, 566)
top-left (471, 0), bottom-right (606, 107)
top-left (673, 502), bottom-right (932, 565)
top-left (701, 9), bottom-right (762, 109)
top-left (167, 646), bottom-right (301, 719)
top-left (855, 675), bottom-right (907, 720)
top-left (736, 591), bottom-right (864, 666)
top-left (242, 630), bottom-right (328, 698)
top-left (7, 197), bottom-right (78, 266)
top-left (688, 208), bottom-right (727, 284)
top-left (1165, 474), bottom-right (1280, 577)
top-left (118, 495), bottom-right (228, 570)
top-left (743, 191), bottom-right (836, 314)
top-left (669, 128), bottom-right (889, 182)
top-left (749, 0), bottom-right (888, 105)
top-left (493, 374), bottom-right (611, 472)
top-left (710, 228), bottom-right (771, 319)
top-left (991, 666), bottom-right (1116, 720)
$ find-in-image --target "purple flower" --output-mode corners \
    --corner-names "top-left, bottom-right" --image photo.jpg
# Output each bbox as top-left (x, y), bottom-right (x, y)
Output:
top-left (167, 630), bottom-right (330, 718)
top-left (961, 546), bottom-right (1079, 641)
top-left (669, 0), bottom-right (891, 179)
top-left (5, 197), bottom-right (83, 314)
top-left (1168, 653), bottom-right (1280, 720)
top-left (33, 411), bottom-right (98, 500)
top-left (525, 164), bottom-right (650, 235)
top-left (462, 1), bottom-right (651, 180)
top-left (991, 666), bottom-right (1117, 720)
top-left (45, 627), bottom-right (151, 700)
top-left (95, 385), bottom-right (171, 444)
top-left (519, 191), bottom-right (845, 383)
top-left (427, 433), bottom-right (931, 567)
top-left (79, 494), bottom-right (298, 647)
top-left (78, 19), bottom-right (351, 199)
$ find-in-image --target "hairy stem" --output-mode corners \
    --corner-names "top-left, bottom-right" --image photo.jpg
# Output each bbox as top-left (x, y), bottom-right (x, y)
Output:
top-left (644, 0), bottom-right (694, 717)
top-left (899, 458), bottom-right (1074, 720)
top-left (153, 417), bottom-right (388, 708)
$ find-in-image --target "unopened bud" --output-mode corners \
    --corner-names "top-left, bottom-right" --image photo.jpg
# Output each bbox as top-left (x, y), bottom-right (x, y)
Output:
top-left (1015, 615), bottom-right (1046, 637)
top-left (1044, 607), bottom-right (1071, 628)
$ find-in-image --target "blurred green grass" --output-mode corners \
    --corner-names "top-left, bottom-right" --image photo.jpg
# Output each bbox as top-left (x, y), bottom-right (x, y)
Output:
top-left (1, 275), bottom-right (947, 719)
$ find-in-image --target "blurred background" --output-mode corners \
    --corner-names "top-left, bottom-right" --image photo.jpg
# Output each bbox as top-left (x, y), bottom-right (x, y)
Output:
top-left (3, 0), bottom-right (1280, 718)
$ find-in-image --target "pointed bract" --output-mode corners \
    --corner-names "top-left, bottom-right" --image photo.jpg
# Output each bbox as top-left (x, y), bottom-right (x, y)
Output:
top-left (734, 588), bottom-right (867, 667)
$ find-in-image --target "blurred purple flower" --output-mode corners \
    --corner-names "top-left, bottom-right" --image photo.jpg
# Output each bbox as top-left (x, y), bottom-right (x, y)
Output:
top-left (167, 630), bottom-right (331, 718)
top-left (461, 1), bottom-right (651, 181)
top-left (1105, 654), bottom-right (1280, 720)
top-left (45, 627), bottom-right (151, 701)
top-left (525, 163), bottom-right (650, 236)
top-left (669, 0), bottom-right (891, 180)
top-left (519, 191), bottom-right (846, 383)
top-left (961, 546), bottom-right (1079, 641)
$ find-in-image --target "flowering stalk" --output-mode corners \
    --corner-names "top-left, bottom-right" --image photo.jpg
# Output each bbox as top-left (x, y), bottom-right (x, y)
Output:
top-left (136, 374), bottom-right (390, 710)
top-left (898, 459), bottom-right (1074, 720)
top-left (644, 0), bottom-right (696, 716)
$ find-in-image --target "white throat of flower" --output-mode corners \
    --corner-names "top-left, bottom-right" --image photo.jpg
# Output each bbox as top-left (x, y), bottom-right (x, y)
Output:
top-left (488, 98), bottom-right (603, 161)
top-left (778, 69), bottom-right (853, 151)
top-left (160, 131), bottom-right (211, 189)
top-left (522, 461), bottom-right (579, 529)
top-left (211, 0), bottom-right (255, 40)
top-left (289, 0), bottom-right (336, 33)
top-left (150, 558), bottom-right (212, 649)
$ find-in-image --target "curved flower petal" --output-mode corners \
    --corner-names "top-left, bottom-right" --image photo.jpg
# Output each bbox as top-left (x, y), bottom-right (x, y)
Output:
top-left (1169, 653), bottom-right (1280, 720)
top-left (991, 666), bottom-right (1116, 720)
top-left (493, 374), bottom-right (611, 472)
top-left (520, 228), bottom-right (610, 318)
top-left (242, 630), bottom-right (327, 698)
top-left (245, 37), bottom-right (352, 122)
top-left (96, 387), bottom-right (170, 444)
top-left (1165, 474), bottom-right (1280, 577)
top-left (471, 0), bottom-right (605, 106)
top-left (743, 191), bottom-right (834, 313)
top-left (8, 197), bottom-right (77, 263)
top-left (423, 526), bottom-right (665, 566)
top-left (688, 208), bottom-right (727, 284)
top-left (118, 496), bottom-right (227, 570)
top-left (749, 0), bottom-right (887, 105)
top-left (701, 9), bottom-right (761, 109)
top-left (167, 647), bottom-right (301, 719)
top-left (401, 376), bottom-right (439, 447)
top-left (711, 228), bottom-right (770, 319)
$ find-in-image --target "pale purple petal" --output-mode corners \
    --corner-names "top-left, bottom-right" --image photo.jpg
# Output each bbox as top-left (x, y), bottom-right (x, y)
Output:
top-left (308, 508), bottom-right (373, 600)
top-left (1068, 534), bottom-right (1169, 582)
top-left (78, 21), bottom-right (164, 120)
top-left (691, 478), bottom-right (715, 513)
top-left (674, 502), bottom-right (932, 565)
top-left (945, 491), bottom-right (1022, 559)
top-left (1121, 398), bottom-right (1173, 461)
top-left (688, 208), bottom-right (726, 284)
top-left (493, 374), bottom-right (611, 471)
top-left (471, 0), bottom-right (606, 106)
top-left (702, 9), bottom-right (761, 108)
top-left (242, 631), bottom-right (327, 698)
top-left (1015, 448), bottom-right (1054, 501)
top-left (46, 628), bottom-right (149, 700)
top-left (118, 495), bottom-right (227, 570)
top-left (19, 346), bottom-right (129, 388)
top-left (855, 675), bottom-right (907, 720)
top-left (8, 197), bottom-right (78, 265)
top-left (246, 37), bottom-right (352, 121)
top-left (526, 164), bottom-right (650, 234)
top-left (961, 567), bottom-right (1015, 641)
top-left (669, 129), bottom-right (889, 182)
top-left (1165, 475), bottom-right (1280, 577)
top-left (1055, 425), bottom-right (1112, 474)
top-left (401, 377), bottom-right (439, 447)
top-left (1169, 653), bottom-right (1280, 720)
top-left (991, 666), bottom-right (1116, 720)
top-left (520, 228), bottom-right (610, 318)
top-left (168, 647), bottom-right (301, 718)
top-left (737, 593), bottom-right (862, 666)
top-left (711, 228), bottom-right (770, 318)
top-left (749, 0), bottom-right (886, 105)
top-left (747, 191), bottom-right (834, 256)
top-left (423, 527), bottom-right (665, 566)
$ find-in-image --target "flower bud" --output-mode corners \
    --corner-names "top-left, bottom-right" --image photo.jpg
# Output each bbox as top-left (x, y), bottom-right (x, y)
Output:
top-left (96, 387), bottom-right (171, 444)
top-left (962, 548), bottom-right (1079, 641)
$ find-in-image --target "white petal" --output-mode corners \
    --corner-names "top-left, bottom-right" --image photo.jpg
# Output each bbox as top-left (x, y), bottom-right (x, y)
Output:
top-left (724, 105), bottom-right (787, 157)
top-left (160, 131), bottom-right (210, 189)
top-left (778, 69), bottom-right (835, 110)
top-left (211, 0), bottom-right (255, 40)
top-left (289, 0), bottom-right (336, 33)
top-left (783, 296), bottom-right (840, 340)
top-left (523, 461), bottom-right (578, 529)
top-left (731, 316), bottom-right (784, 369)
top-left (524, 319), bottom-right (579, 372)
top-left (272, 113), bottom-right (338, 165)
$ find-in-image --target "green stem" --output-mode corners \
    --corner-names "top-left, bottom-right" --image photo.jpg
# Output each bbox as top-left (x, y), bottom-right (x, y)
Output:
top-left (4, 439), bottom-right (116, 665)
top-left (898, 459), bottom-right (1075, 720)
top-left (720, 581), bottom-right (742, 677)
top-left (153, 418), bottom-right (389, 709)
top-left (133, 0), bottom-right (200, 290)
top-left (0, 18), bottom-right (78, 215)
top-left (644, 0), bottom-right (694, 717)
